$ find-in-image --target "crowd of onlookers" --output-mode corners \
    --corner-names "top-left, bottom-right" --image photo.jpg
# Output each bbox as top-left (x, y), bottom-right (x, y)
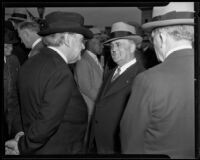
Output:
top-left (4, 2), bottom-right (195, 159)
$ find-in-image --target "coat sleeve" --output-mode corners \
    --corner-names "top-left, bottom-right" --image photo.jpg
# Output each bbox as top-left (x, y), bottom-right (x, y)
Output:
top-left (18, 67), bottom-right (74, 154)
top-left (75, 59), bottom-right (98, 101)
top-left (120, 72), bottom-right (153, 154)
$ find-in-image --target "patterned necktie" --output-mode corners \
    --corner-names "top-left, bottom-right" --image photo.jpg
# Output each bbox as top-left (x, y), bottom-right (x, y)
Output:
top-left (111, 67), bottom-right (121, 82)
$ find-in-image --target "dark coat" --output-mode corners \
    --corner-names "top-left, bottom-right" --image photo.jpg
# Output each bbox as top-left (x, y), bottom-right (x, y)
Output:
top-left (120, 49), bottom-right (195, 159)
top-left (17, 47), bottom-right (88, 154)
top-left (4, 55), bottom-right (22, 140)
top-left (88, 61), bottom-right (144, 153)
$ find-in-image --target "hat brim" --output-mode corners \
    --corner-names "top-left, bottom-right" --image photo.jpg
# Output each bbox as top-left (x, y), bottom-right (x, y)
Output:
top-left (103, 35), bottom-right (142, 45)
top-left (38, 26), bottom-right (93, 39)
top-left (9, 17), bottom-right (27, 22)
top-left (142, 19), bottom-right (194, 32)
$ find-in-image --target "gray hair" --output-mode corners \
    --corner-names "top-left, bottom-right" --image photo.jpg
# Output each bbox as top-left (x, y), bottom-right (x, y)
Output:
top-left (18, 21), bottom-right (40, 33)
top-left (43, 32), bottom-right (75, 47)
top-left (152, 25), bottom-right (194, 42)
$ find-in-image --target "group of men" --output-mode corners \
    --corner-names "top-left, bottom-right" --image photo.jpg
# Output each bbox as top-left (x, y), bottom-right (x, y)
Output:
top-left (4, 2), bottom-right (195, 159)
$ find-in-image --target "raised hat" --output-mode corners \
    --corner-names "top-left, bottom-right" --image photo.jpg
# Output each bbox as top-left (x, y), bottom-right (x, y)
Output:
top-left (142, 2), bottom-right (194, 32)
top-left (9, 8), bottom-right (28, 22)
top-left (38, 11), bottom-right (93, 39)
top-left (103, 21), bottom-right (142, 44)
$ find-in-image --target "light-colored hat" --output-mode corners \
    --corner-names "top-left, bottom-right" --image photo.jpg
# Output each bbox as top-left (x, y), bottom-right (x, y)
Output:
top-left (90, 27), bottom-right (101, 35)
top-left (142, 2), bottom-right (194, 32)
top-left (104, 22), bottom-right (142, 44)
top-left (9, 8), bottom-right (28, 22)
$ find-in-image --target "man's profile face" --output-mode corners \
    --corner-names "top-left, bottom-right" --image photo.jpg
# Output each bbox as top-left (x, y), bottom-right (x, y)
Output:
top-left (68, 33), bottom-right (85, 63)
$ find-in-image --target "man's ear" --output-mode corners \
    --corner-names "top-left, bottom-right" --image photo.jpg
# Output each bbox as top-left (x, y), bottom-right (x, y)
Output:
top-left (130, 42), bottom-right (136, 53)
top-left (159, 32), bottom-right (167, 49)
top-left (64, 33), bottom-right (71, 47)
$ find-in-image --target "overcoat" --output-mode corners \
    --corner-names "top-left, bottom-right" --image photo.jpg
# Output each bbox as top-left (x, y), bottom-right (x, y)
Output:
top-left (120, 49), bottom-right (195, 159)
top-left (17, 47), bottom-right (88, 154)
top-left (74, 50), bottom-right (103, 117)
top-left (88, 61), bottom-right (144, 153)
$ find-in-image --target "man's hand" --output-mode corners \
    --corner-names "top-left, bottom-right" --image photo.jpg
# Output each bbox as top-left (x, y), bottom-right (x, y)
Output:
top-left (5, 139), bottom-right (19, 155)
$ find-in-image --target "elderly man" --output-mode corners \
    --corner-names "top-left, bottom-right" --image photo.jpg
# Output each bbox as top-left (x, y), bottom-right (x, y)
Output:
top-left (5, 11), bottom-right (93, 155)
top-left (120, 2), bottom-right (195, 159)
top-left (17, 21), bottom-right (44, 58)
top-left (87, 22), bottom-right (144, 153)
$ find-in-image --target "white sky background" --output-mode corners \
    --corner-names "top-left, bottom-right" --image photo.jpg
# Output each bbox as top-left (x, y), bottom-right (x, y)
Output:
top-left (5, 7), bottom-right (142, 29)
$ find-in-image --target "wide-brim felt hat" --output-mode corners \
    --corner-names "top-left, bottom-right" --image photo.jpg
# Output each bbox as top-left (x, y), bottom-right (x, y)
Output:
top-left (9, 8), bottom-right (28, 22)
top-left (142, 2), bottom-right (194, 32)
top-left (103, 22), bottom-right (142, 45)
top-left (38, 11), bottom-right (93, 39)
top-left (4, 29), bottom-right (19, 44)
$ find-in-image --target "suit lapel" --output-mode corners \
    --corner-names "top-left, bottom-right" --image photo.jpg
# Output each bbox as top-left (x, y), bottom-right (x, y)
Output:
top-left (100, 62), bottom-right (142, 99)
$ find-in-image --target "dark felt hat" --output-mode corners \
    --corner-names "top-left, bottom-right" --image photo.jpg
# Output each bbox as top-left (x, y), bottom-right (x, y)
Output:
top-left (4, 29), bottom-right (19, 44)
top-left (38, 11), bottom-right (93, 39)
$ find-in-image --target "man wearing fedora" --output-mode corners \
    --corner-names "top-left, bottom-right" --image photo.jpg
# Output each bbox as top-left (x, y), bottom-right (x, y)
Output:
top-left (7, 8), bottom-right (30, 65)
top-left (120, 2), bottom-right (194, 158)
top-left (87, 22), bottom-right (144, 153)
top-left (4, 28), bottom-right (22, 142)
top-left (5, 11), bottom-right (93, 155)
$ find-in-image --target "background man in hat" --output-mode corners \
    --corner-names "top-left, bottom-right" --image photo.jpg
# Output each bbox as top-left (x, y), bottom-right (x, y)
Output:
top-left (17, 21), bottom-right (44, 58)
top-left (7, 8), bottom-right (30, 65)
top-left (120, 2), bottom-right (194, 158)
top-left (5, 11), bottom-right (93, 155)
top-left (87, 22), bottom-right (145, 154)
top-left (4, 28), bottom-right (22, 142)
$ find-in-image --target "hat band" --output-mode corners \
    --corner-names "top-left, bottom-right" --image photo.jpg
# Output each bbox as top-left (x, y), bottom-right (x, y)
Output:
top-left (110, 31), bottom-right (136, 39)
top-left (152, 11), bottom-right (194, 22)
top-left (11, 13), bottom-right (27, 19)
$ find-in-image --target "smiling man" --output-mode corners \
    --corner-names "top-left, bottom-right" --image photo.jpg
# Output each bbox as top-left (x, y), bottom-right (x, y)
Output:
top-left (87, 22), bottom-right (144, 154)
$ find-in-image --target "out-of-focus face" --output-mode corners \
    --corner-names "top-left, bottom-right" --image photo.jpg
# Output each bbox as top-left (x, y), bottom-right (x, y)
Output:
top-left (110, 39), bottom-right (135, 66)
top-left (18, 29), bottom-right (31, 48)
top-left (89, 38), bottom-right (103, 55)
top-left (4, 43), bottom-right (13, 56)
top-left (68, 33), bottom-right (85, 63)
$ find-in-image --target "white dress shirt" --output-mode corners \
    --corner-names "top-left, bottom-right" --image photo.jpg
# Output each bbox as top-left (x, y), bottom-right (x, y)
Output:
top-left (48, 46), bottom-right (68, 64)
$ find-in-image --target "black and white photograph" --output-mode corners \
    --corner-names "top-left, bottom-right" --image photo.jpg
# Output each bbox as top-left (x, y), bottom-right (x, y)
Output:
top-left (2, 1), bottom-right (199, 159)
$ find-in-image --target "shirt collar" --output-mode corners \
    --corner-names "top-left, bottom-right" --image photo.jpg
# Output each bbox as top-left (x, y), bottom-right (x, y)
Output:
top-left (165, 45), bottom-right (192, 59)
top-left (32, 38), bottom-right (42, 49)
top-left (116, 58), bottom-right (137, 75)
top-left (48, 46), bottom-right (68, 64)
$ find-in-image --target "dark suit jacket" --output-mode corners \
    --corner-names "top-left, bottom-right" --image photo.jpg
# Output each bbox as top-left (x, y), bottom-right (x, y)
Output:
top-left (120, 49), bottom-right (194, 159)
top-left (17, 47), bottom-right (88, 154)
top-left (28, 39), bottom-right (45, 58)
top-left (88, 60), bottom-right (144, 153)
top-left (4, 55), bottom-right (22, 139)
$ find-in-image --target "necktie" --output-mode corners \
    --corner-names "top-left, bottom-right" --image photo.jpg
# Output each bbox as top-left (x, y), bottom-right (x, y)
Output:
top-left (111, 67), bottom-right (121, 82)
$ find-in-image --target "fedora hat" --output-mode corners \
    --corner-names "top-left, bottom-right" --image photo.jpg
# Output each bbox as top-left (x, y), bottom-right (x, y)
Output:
top-left (38, 11), bottom-right (93, 39)
top-left (4, 29), bottom-right (19, 44)
top-left (103, 22), bottom-right (142, 44)
top-left (9, 8), bottom-right (28, 22)
top-left (142, 2), bottom-right (194, 32)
